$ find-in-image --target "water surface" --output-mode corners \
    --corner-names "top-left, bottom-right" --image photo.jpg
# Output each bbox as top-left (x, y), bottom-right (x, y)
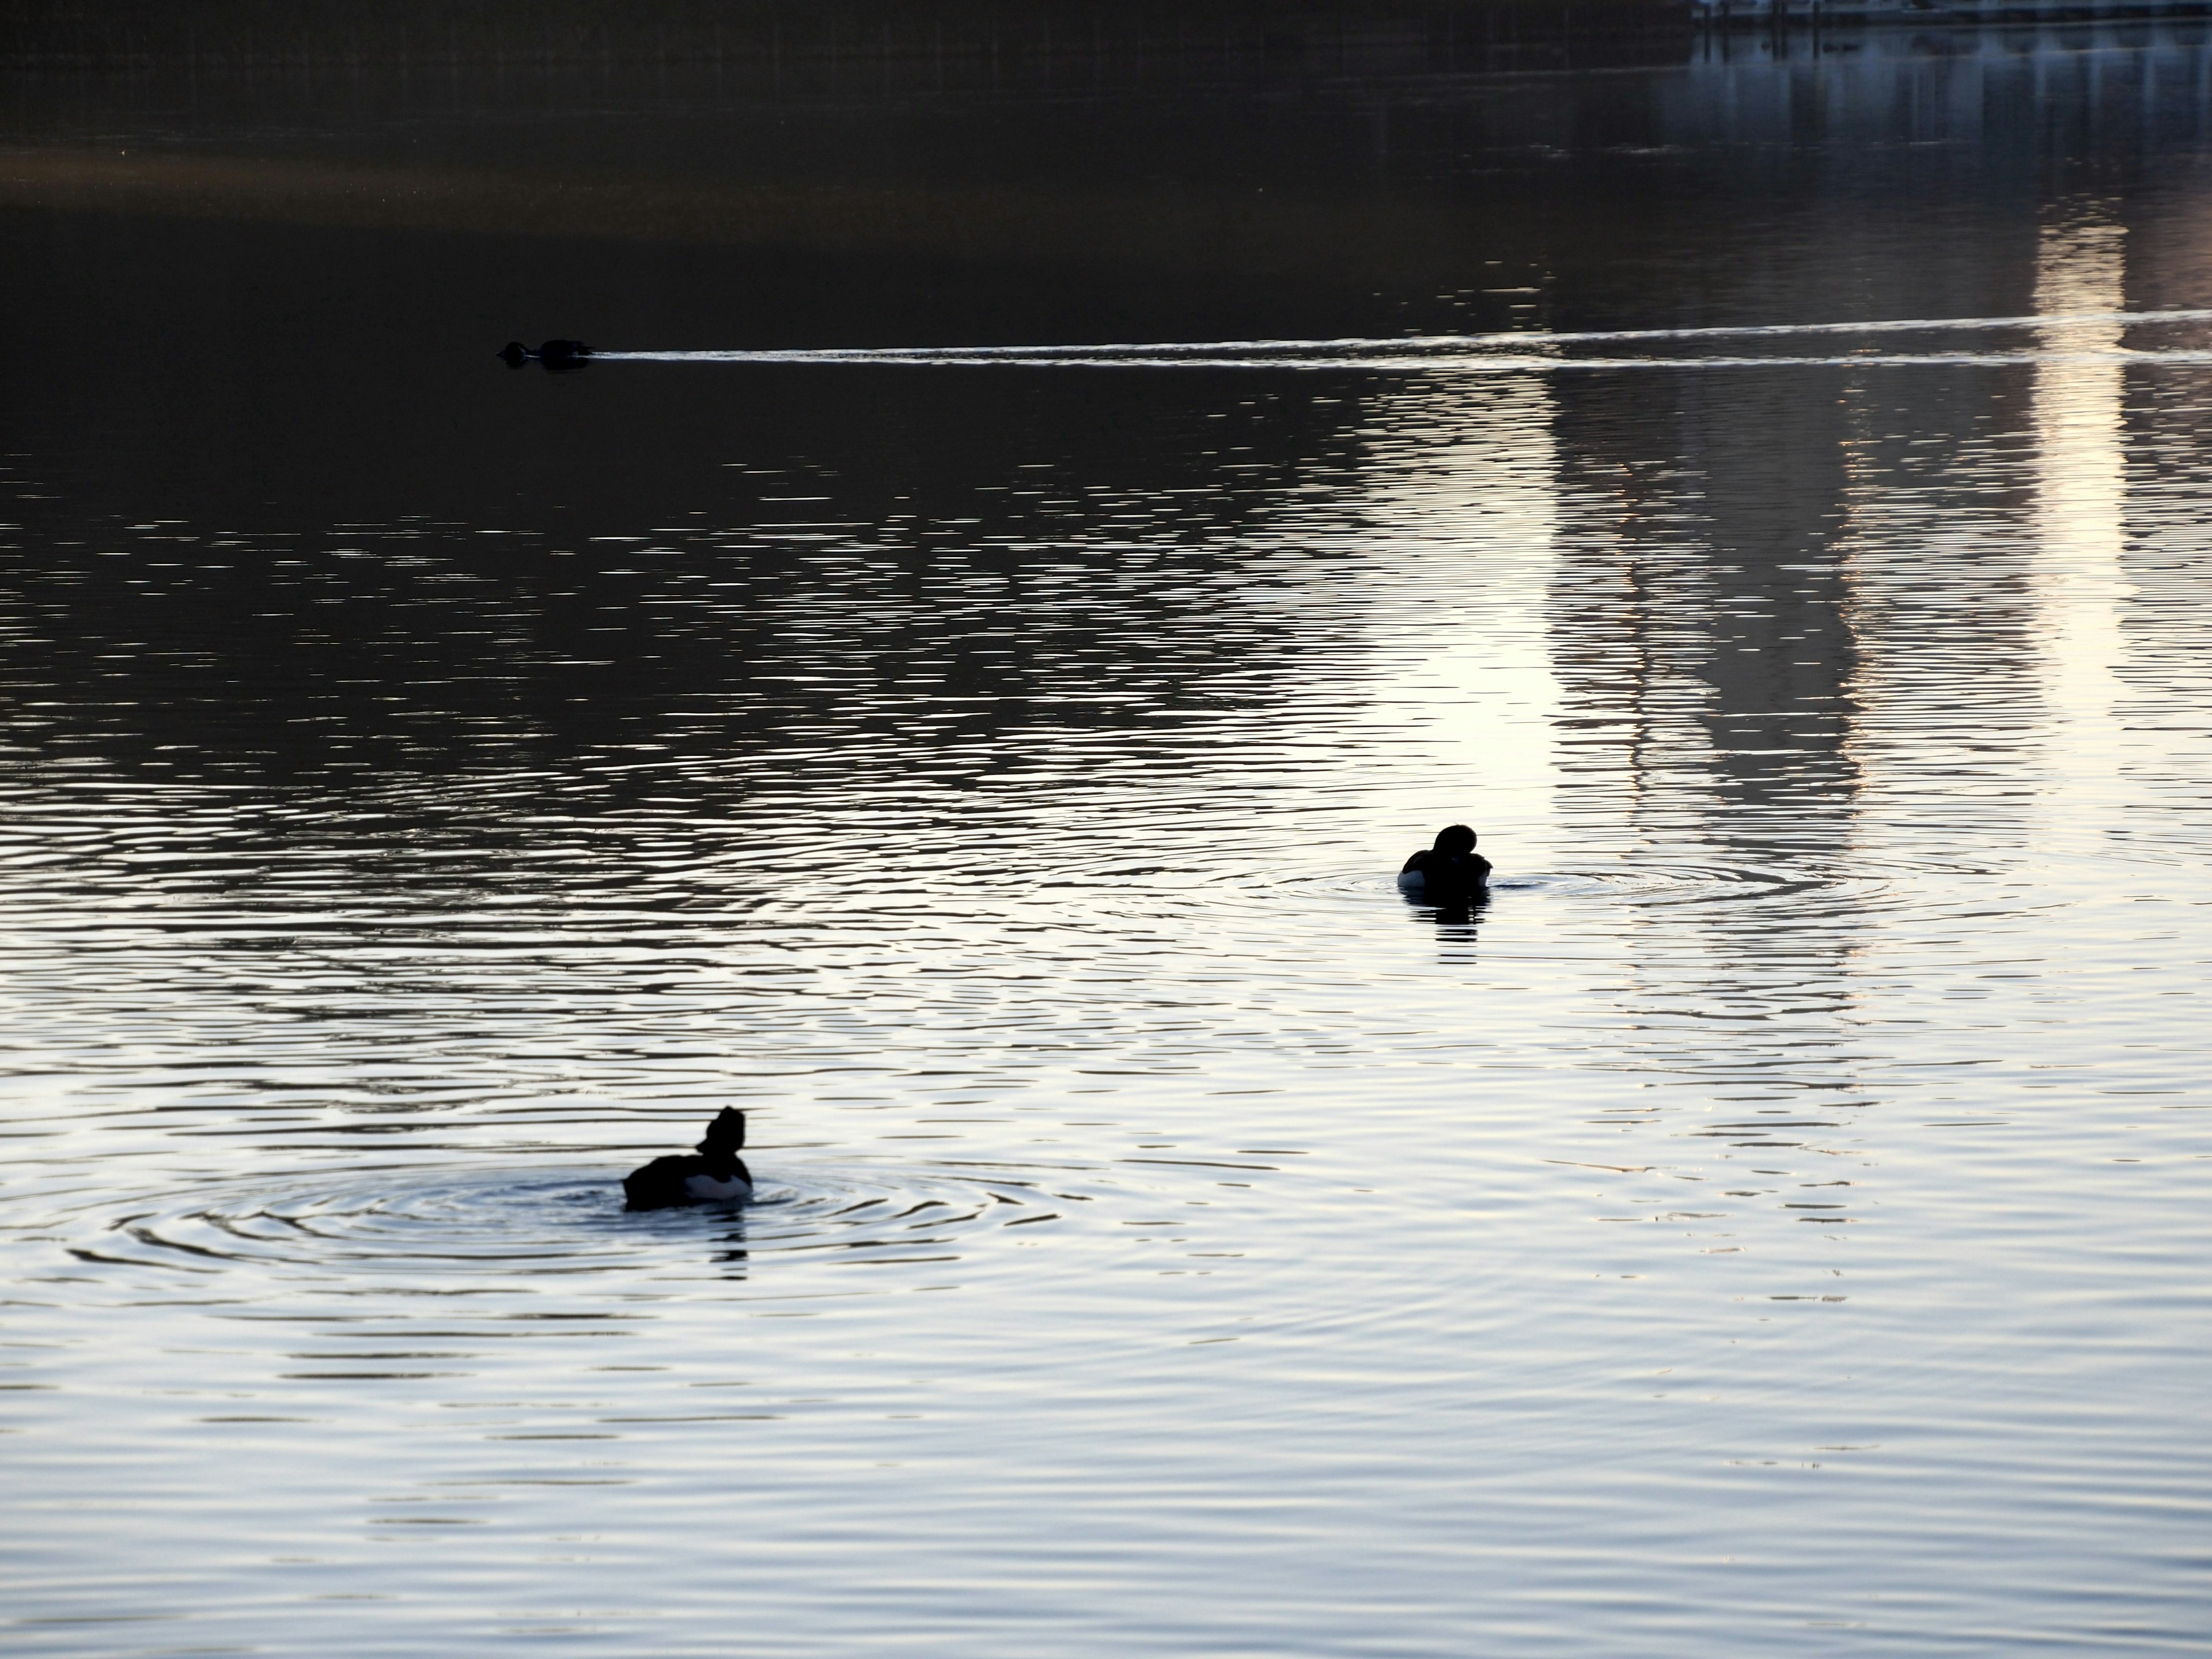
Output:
top-left (4, 21), bottom-right (2212, 1655)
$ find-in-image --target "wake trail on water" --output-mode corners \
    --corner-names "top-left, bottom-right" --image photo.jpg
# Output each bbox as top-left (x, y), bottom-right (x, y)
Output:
top-left (594, 307), bottom-right (2212, 370)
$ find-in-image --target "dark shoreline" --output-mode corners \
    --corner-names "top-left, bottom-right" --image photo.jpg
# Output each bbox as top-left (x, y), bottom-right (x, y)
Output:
top-left (2, 1), bottom-right (1691, 74)
top-left (11, 1), bottom-right (2211, 90)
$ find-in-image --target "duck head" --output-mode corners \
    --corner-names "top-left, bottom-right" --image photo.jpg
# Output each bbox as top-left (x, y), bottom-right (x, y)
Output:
top-left (696, 1108), bottom-right (747, 1158)
top-left (1433, 823), bottom-right (1477, 860)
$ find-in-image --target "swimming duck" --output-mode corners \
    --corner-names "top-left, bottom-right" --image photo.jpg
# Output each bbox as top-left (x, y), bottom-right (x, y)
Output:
top-left (1398, 823), bottom-right (1493, 899)
top-left (496, 339), bottom-right (593, 370)
top-left (623, 1108), bottom-right (753, 1210)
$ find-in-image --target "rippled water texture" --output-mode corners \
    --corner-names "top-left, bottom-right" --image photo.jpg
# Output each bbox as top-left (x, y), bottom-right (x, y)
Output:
top-left (5, 17), bottom-right (2212, 1655)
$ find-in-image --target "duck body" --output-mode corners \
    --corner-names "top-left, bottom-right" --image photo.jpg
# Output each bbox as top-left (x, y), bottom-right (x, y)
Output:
top-left (624, 1108), bottom-right (752, 1210)
top-left (623, 1153), bottom-right (752, 1209)
top-left (1398, 824), bottom-right (1492, 900)
top-left (1397, 851), bottom-right (1492, 895)
top-left (497, 339), bottom-right (593, 370)
top-left (683, 1169), bottom-right (752, 1202)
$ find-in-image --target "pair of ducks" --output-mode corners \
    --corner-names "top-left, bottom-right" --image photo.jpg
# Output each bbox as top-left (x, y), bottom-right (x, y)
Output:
top-left (626, 825), bottom-right (1487, 1209)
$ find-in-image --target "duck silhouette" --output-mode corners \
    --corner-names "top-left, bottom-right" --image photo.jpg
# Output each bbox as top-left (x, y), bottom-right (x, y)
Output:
top-left (497, 339), bottom-right (592, 370)
top-left (623, 1108), bottom-right (752, 1210)
top-left (1397, 824), bottom-right (1493, 901)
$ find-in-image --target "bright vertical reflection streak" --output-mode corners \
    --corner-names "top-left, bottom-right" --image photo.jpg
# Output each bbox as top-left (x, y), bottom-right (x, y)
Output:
top-left (1349, 372), bottom-right (1565, 860)
top-left (2033, 204), bottom-right (2133, 817)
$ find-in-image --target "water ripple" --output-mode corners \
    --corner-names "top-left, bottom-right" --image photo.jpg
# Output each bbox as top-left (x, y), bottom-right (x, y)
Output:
top-left (49, 1161), bottom-right (1091, 1287)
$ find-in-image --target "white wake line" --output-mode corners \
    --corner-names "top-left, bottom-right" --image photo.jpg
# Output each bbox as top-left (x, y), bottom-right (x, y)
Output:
top-left (602, 347), bottom-right (2212, 372)
top-left (597, 306), bottom-right (2212, 365)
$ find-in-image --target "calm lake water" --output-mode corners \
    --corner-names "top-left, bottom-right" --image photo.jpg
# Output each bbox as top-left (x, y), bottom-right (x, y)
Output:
top-left (5, 18), bottom-right (2212, 1654)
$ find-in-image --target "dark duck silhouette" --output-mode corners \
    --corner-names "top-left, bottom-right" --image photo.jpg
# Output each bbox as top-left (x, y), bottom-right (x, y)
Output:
top-left (623, 1108), bottom-right (753, 1210)
top-left (498, 339), bottom-right (592, 370)
top-left (1398, 823), bottom-right (1493, 900)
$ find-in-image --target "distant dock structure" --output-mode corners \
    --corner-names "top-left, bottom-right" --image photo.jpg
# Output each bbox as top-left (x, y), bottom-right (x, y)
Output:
top-left (1694, 0), bottom-right (2212, 22)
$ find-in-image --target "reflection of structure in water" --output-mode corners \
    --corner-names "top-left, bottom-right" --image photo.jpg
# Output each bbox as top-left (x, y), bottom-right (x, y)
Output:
top-left (1547, 20), bottom-right (2195, 879)
top-left (1672, 19), bottom-right (2212, 154)
top-left (1551, 360), bottom-right (1862, 868)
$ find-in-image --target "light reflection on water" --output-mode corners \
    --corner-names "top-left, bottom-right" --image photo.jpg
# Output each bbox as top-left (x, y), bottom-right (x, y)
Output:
top-left (5, 23), bottom-right (2212, 1658)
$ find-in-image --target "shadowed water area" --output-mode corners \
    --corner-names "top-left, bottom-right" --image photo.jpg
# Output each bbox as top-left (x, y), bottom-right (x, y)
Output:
top-left (5, 14), bottom-right (2212, 1653)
